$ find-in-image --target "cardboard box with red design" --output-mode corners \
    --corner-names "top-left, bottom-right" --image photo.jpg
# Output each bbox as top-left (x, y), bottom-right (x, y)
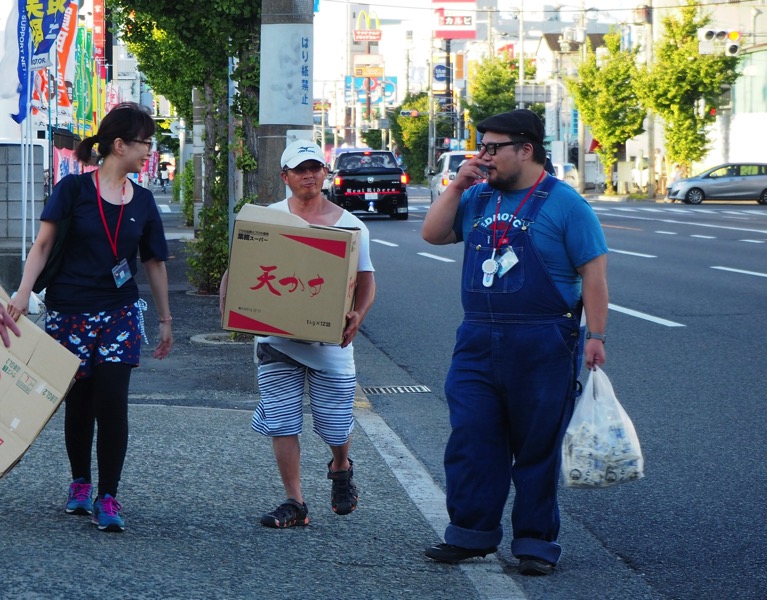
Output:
top-left (222, 204), bottom-right (360, 344)
top-left (0, 286), bottom-right (81, 478)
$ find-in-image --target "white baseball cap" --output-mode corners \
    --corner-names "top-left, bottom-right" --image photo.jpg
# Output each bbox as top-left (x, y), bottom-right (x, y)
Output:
top-left (280, 140), bottom-right (326, 169)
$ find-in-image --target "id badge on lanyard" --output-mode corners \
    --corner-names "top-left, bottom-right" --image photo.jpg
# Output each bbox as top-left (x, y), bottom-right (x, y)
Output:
top-left (112, 258), bottom-right (131, 288)
top-left (482, 171), bottom-right (544, 286)
top-left (96, 171), bottom-right (133, 288)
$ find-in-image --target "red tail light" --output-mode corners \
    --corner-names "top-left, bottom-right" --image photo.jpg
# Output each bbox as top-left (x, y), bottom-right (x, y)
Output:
top-left (400, 173), bottom-right (409, 185)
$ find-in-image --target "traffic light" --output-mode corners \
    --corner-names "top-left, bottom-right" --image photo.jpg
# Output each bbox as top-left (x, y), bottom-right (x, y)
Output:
top-left (725, 30), bottom-right (741, 56)
top-left (698, 27), bottom-right (727, 42)
top-left (399, 110), bottom-right (420, 117)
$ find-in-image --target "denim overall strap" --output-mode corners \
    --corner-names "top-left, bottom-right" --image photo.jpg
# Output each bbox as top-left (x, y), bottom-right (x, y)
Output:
top-left (443, 173), bottom-right (581, 560)
top-left (461, 175), bottom-right (575, 321)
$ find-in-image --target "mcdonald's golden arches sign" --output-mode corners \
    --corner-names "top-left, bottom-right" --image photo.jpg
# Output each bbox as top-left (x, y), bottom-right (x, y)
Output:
top-left (353, 10), bottom-right (382, 42)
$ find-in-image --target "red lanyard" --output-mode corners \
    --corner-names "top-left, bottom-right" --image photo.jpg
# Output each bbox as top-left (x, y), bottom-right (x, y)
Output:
top-left (94, 170), bottom-right (126, 262)
top-left (492, 170), bottom-right (546, 248)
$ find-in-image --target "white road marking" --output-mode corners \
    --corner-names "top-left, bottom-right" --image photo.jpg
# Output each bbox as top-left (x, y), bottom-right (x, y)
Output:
top-left (597, 213), bottom-right (767, 235)
top-left (655, 231), bottom-right (677, 235)
top-left (372, 239), bottom-right (399, 247)
top-left (356, 409), bottom-right (528, 600)
top-left (610, 249), bottom-right (657, 258)
top-left (739, 239), bottom-right (765, 244)
top-left (418, 252), bottom-right (456, 263)
top-left (609, 303), bottom-right (686, 327)
top-left (711, 266), bottom-right (767, 278)
top-left (690, 234), bottom-right (716, 239)
top-left (158, 204), bottom-right (171, 213)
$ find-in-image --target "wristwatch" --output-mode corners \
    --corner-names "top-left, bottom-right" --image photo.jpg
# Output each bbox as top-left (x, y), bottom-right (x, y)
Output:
top-left (586, 331), bottom-right (606, 343)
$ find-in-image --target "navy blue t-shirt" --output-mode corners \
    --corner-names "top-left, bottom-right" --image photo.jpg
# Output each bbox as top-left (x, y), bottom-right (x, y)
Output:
top-left (41, 173), bottom-right (169, 313)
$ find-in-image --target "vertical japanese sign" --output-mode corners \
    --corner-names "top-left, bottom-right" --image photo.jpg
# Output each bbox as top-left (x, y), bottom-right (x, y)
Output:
top-left (56, 0), bottom-right (77, 129)
top-left (92, 0), bottom-right (106, 124)
top-left (11, 0), bottom-right (30, 123)
top-left (92, 0), bottom-right (105, 58)
top-left (12, 0), bottom-right (71, 124)
top-left (258, 23), bottom-right (313, 125)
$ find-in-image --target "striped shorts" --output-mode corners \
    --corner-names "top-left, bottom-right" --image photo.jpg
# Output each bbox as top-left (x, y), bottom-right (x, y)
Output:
top-left (251, 345), bottom-right (356, 446)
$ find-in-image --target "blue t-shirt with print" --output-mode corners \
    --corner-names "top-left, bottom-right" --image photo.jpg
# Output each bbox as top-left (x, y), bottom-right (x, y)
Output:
top-left (41, 173), bottom-right (169, 313)
top-left (453, 176), bottom-right (608, 308)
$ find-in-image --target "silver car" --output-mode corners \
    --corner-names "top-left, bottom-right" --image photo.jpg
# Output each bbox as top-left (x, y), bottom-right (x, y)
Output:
top-left (667, 163), bottom-right (767, 204)
top-left (428, 151), bottom-right (479, 202)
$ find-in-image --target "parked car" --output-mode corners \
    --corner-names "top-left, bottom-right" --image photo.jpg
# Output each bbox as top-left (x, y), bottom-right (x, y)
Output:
top-left (553, 162), bottom-right (579, 188)
top-left (666, 163), bottom-right (767, 204)
top-left (428, 151), bottom-right (479, 202)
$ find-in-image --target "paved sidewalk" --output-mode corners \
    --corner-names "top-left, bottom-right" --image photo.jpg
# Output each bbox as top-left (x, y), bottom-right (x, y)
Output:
top-left (0, 196), bottom-right (664, 600)
top-left (0, 200), bottom-right (488, 599)
top-left (0, 404), bottom-right (488, 599)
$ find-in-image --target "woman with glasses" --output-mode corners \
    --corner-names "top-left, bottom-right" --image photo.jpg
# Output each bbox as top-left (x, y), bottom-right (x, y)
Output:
top-left (8, 102), bottom-right (173, 533)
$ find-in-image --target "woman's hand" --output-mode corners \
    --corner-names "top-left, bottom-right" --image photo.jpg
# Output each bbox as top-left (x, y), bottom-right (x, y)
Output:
top-left (153, 321), bottom-right (174, 359)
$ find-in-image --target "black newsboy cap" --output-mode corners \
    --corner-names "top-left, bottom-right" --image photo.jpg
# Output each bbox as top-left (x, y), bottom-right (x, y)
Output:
top-left (476, 109), bottom-right (545, 144)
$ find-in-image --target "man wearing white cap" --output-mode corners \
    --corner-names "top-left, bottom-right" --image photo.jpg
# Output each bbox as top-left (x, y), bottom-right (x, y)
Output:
top-left (219, 139), bottom-right (375, 528)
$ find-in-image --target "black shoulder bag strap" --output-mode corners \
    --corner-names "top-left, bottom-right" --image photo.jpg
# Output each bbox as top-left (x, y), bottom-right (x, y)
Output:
top-left (32, 174), bottom-right (82, 293)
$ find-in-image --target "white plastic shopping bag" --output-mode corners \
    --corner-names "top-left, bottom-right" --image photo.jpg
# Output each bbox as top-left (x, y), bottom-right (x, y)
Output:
top-left (561, 366), bottom-right (644, 488)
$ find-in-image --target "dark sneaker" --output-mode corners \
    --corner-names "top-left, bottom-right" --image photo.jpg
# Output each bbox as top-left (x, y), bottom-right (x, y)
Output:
top-left (91, 494), bottom-right (125, 532)
top-left (65, 478), bottom-right (93, 515)
top-left (260, 499), bottom-right (309, 528)
top-left (327, 459), bottom-right (358, 515)
top-left (518, 556), bottom-right (556, 576)
top-left (425, 543), bottom-right (497, 564)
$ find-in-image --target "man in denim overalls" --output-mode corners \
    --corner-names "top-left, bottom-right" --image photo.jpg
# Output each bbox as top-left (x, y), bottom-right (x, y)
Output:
top-left (423, 110), bottom-right (609, 575)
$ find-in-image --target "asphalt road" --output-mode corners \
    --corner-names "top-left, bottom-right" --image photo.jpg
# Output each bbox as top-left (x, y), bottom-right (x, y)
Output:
top-left (124, 188), bottom-right (767, 599)
top-left (360, 191), bottom-right (767, 600)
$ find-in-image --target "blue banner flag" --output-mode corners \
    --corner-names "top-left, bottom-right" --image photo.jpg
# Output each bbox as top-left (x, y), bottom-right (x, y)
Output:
top-left (29, 0), bottom-right (72, 57)
top-left (11, 0), bottom-right (30, 124)
top-left (11, 0), bottom-right (71, 124)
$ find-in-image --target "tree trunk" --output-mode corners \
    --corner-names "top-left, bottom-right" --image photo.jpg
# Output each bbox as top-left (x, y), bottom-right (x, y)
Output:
top-left (203, 81), bottom-right (217, 209)
top-left (239, 24), bottom-right (260, 200)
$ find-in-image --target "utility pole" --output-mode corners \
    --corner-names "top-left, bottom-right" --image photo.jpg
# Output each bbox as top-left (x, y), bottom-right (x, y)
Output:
top-left (257, 0), bottom-right (314, 205)
top-left (518, 3), bottom-right (525, 109)
top-left (576, 0), bottom-right (585, 193)
top-left (645, 1), bottom-right (655, 200)
top-left (445, 39), bottom-right (453, 138)
top-left (428, 52), bottom-right (436, 174)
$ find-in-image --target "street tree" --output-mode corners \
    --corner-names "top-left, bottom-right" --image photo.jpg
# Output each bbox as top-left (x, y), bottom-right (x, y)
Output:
top-left (112, 1), bottom-right (261, 293)
top-left (566, 31), bottom-right (646, 193)
top-left (465, 53), bottom-right (518, 125)
top-left (636, 0), bottom-right (740, 170)
top-left (390, 93), bottom-right (431, 183)
top-left (111, 0), bottom-right (261, 201)
top-left (464, 53), bottom-right (543, 143)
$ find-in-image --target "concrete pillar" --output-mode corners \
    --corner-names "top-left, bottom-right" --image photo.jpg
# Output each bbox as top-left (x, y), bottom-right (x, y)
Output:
top-left (257, 0), bottom-right (315, 205)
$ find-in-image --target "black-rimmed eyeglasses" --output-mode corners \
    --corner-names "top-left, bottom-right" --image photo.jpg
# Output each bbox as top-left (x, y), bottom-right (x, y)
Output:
top-left (130, 139), bottom-right (153, 149)
top-left (478, 140), bottom-right (525, 156)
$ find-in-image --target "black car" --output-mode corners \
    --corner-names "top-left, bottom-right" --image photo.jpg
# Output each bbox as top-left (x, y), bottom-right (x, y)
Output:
top-left (326, 151), bottom-right (409, 219)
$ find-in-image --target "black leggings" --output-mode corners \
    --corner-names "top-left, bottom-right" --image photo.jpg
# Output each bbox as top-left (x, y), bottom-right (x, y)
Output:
top-left (64, 362), bottom-right (132, 498)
